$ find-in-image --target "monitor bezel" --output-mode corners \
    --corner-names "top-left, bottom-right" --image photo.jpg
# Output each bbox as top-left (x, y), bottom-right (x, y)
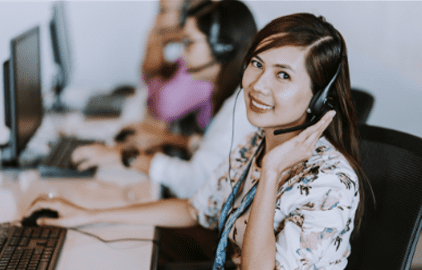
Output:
top-left (6, 26), bottom-right (43, 165)
top-left (50, 1), bottom-right (72, 96)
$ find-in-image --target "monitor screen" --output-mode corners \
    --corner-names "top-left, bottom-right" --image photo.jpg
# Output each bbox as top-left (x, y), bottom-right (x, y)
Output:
top-left (13, 26), bottom-right (43, 152)
top-left (2, 26), bottom-right (43, 165)
top-left (50, 1), bottom-right (72, 94)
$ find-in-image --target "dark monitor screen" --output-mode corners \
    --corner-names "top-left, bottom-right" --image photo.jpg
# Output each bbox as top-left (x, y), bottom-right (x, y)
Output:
top-left (50, 1), bottom-right (72, 94)
top-left (13, 27), bottom-right (43, 152)
top-left (2, 26), bottom-right (43, 165)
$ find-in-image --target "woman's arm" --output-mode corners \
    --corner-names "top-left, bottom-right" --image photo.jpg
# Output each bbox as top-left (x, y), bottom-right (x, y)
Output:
top-left (241, 111), bottom-right (335, 270)
top-left (141, 2), bottom-right (183, 81)
top-left (26, 197), bottom-right (198, 228)
top-left (126, 127), bottom-right (191, 153)
top-left (141, 26), bottom-right (181, 81)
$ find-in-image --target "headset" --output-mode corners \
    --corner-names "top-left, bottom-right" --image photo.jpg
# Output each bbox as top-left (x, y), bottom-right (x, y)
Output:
top-left (185, 1), bottom-right (236, 73)
top-left (273, 63), bottom-right (340, 135)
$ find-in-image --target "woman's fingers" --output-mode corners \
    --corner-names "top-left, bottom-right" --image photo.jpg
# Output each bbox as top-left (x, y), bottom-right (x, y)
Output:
top-left (71, 145), bottom-right (94, 163)
top-left (25, 197), bottom-right (89, 228)
top-left (298, 110), bottom-right (335, 141)
top-left (305, 110), bottom-right (336, 145)
top-left (76, 159), bottom-right (96, 171)
top-left (37, 216), bottom-right (86, 228)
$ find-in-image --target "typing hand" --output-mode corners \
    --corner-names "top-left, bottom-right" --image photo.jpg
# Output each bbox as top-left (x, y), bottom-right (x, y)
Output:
top-left (262, 111), bottom-right (336, 179)
top-left (71, 144), bottom-right (121, 171)
top-left (25, 196), bottom-right (92, 228)
top-left (125, 123), bottom-right (169, 152)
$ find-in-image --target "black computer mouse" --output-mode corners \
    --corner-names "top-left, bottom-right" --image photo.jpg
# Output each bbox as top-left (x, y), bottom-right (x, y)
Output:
top-left (21, 209), bottom-right (59, 227)
top-left (111, 84), bottom-right (136, 96)
top-left (114, 128), bottom-right (135, 142)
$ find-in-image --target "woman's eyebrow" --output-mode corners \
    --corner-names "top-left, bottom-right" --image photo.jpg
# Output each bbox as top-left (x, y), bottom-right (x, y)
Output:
top-left (254, 55), bottom-right (294, 72)
top-left (274, 63), bottom-right (294, 72)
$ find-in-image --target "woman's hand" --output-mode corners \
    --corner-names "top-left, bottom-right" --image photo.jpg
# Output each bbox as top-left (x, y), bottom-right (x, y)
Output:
top-left (24, 196), bottom-right (93, 227)
top-left (131, 153), bottom-right (155, 175)
top-left (125, 123), bottom-right (170, 152)
top-left (262, 111), bottom-right (336, 178)
top-left (71, 144), bottom-right (122, 171)
top-left (124, 123), bottom-right (191, 153)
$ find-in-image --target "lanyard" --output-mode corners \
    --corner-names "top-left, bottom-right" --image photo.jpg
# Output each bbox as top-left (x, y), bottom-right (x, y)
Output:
top-left (218, 140), bottom-right (263, 236)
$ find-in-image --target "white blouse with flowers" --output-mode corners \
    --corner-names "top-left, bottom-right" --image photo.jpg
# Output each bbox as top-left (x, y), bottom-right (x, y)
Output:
top-left (189, 129), bottom-right (359, 270)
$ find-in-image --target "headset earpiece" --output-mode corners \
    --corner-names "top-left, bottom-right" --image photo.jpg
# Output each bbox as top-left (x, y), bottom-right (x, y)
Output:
top-left (208, 6), bottom-right (235, 63)
top-left (307, 66), bottom-right (340, 117)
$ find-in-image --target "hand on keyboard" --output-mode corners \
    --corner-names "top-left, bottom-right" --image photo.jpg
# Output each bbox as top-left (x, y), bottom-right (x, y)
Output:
top-left (71, 144), bottom-right (123, 171)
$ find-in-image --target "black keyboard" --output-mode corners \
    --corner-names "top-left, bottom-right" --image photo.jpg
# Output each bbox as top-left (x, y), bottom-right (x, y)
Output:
top-left (0, 224), bottom-right (66, 270)
top-left (83, 94), bottom-right (125, 118)
top-left (38, 137), bottom-right (97, 178)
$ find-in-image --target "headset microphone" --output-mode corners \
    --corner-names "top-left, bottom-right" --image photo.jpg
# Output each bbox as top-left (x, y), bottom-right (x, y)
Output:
top-left (186, 60), bottom-right (218, 73)
top-left (273, 66), bottom-right (340, 135)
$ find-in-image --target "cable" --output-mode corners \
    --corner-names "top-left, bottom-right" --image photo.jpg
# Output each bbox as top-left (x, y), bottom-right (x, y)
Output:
top-left (68, 227), bottom-right (160, 246)
top-left (0, 221), bottom-right (159, 246)
top-left (228, 88), bottom-right (243, 209)
top-left (228, 89), bottom-right (242, 187)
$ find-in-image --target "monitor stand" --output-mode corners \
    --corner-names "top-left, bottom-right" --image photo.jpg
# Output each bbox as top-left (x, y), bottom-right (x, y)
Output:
top-left (49, 74), bottom-right (72, 113)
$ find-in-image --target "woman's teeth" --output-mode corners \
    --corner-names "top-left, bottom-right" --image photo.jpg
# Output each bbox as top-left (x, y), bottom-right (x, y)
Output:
top-left (252, 99), bottom-right (273, 110)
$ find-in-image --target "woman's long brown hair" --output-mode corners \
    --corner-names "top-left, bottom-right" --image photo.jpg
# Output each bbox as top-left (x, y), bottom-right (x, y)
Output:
top-left (191, 0), bottom-right (257, 115)
top-left (243, 13), bottom-right (370, 234)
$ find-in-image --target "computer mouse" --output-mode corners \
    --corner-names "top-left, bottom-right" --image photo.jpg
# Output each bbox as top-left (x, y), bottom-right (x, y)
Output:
top-left (114, 128), bottom-right (135, 142)
top-left (21, 209), bottom-right (59, 227)
top-left (111, 84), bottom-right (136, 96)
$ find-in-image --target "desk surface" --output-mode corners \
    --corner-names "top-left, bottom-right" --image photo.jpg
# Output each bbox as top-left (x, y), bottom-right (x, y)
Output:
top-left (0, 170), bottom-right (161, 270)
top-left (0, 89), bottom-right (161, 270)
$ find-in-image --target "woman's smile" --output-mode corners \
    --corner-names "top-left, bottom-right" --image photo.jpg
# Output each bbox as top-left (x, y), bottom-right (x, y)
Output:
top-left (249, 94), bottom-right (274, 113)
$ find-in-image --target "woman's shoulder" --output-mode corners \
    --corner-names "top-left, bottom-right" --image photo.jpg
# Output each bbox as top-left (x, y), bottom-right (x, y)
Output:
top-left (231, 130), bottom-right (264, 159)
top-left (222, 130), bottom-right (264, 177)
top-left (313, 136), bottom-right (358, 182)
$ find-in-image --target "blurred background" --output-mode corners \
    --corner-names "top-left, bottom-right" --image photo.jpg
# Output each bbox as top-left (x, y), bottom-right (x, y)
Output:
top-left (1, 0), bottom-right (421, 137)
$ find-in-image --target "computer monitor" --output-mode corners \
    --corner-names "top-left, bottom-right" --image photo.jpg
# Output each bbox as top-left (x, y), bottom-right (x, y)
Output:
top-left (50, 1), bottom-right (72, 111)
top-left (1, 26), bottom-right (43, 166)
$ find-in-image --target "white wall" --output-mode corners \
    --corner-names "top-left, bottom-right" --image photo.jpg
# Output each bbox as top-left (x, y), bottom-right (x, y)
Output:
top-left (1, 1), bottom-right (422, 138)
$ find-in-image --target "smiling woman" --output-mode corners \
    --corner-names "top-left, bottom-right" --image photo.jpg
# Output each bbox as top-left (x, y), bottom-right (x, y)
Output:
top-left (242, 46), bottom-right (313, 131)
top-left (26, 13), bottom-right (369, 270)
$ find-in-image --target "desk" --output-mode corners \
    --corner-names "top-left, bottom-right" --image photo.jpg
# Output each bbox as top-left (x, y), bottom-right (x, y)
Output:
top-left (0, 88), bottom-right (162, 270)
top-left (0, 170), bottom-right (161, 270)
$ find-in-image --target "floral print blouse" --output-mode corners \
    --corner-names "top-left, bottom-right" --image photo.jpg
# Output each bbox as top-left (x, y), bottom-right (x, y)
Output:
top-left (189, 129), bottom-right (359, 269)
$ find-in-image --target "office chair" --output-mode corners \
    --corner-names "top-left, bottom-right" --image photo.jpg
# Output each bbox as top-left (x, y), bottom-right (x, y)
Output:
top-left (346, 124), bottom-right (422, 270)
top-left (350, 88), bottom-right (375, 123)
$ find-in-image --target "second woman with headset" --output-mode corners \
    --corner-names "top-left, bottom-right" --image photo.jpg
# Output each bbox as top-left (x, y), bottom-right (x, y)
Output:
top-left (71, 0), bottom-right (258, 198)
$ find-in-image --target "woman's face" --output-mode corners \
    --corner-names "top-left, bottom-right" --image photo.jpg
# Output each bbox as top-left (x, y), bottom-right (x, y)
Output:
top-left (182, 18), bottom-right (218, 81)
top-left (242, 45), bottom-right (313, 130)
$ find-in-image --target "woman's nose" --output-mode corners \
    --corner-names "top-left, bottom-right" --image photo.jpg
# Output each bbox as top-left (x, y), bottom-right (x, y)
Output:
top-left (252, 72), bottom-right (271, 95)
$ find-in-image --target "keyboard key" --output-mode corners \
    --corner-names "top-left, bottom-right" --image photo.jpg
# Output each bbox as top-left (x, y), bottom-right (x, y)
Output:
top-left (49, 229), bottom-right (59, 238)
top-left (12, 228), bottom-right (23, 237)
top-left (18, 238), bottom-right (29, 247)
top-left (8, 238), bottom-right (19, 246)
top-left (40, 229), bottom-right (50, 239)
top-left (47, 239), bottom-right (56, 247)
top-left (31, 229), bottom-right (41, 238)
top-left (23, 228), bottom-right (32, 238)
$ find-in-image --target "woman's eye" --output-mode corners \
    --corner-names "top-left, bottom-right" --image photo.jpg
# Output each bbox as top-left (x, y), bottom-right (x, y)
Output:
top-left (251, 60), bottom-right (262, 69)
top-left (277, 72), bottom-right (290, 80)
